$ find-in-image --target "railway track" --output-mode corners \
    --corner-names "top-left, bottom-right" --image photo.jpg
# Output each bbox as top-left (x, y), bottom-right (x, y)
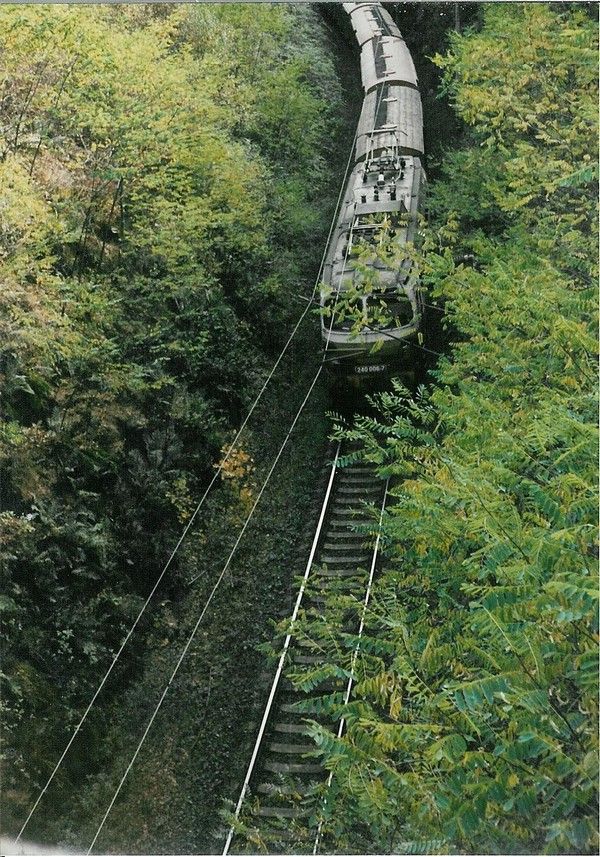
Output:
top-left (224, 444), bottom-right (387, 854)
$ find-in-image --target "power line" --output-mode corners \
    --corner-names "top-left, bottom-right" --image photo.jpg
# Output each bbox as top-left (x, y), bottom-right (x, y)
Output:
top-left (15, 123), bottom-right (360, 846)
top-left (85, 145), bottom-right (361, 850)
top-left (86, 363), bottom-right (326, 854)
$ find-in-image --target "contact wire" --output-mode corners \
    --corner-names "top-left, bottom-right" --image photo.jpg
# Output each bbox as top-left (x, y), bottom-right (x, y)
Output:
top-left (15, 117), bottom-right (360, 848)
top-left (86, 365), bottom-right (325, 854)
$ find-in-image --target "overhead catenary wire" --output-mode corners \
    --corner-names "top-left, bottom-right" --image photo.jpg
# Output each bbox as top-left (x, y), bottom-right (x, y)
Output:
top-left (87, 153), bottom-right (360, 853)
top-left (15, 122), bottom-right (361, 846)
top-left (84, 115), bottom-right (364, 849)
top-left (86, 363), bottom-right (327, 854)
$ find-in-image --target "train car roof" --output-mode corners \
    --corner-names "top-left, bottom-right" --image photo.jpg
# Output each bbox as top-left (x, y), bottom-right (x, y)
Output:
top-left (360, 35), bottom-right (418, 91)
top-left (356, 85), bottom-right (424, 157)
top-left (343, 2), bottom-right (402, 46)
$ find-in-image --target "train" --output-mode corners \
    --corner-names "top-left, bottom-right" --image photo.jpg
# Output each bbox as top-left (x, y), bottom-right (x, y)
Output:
top-left (320, 1), bottom-right (426, 385)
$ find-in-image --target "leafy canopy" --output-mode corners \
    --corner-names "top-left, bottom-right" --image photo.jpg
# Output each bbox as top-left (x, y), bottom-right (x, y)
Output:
top-left (287, 5), bottom-right (598, 854)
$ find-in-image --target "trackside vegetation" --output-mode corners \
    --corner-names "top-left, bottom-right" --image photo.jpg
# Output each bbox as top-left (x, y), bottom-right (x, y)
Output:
top-left (0, 4), bottom-right (345, 850)
top-left (1, 2), bottom-right (597, 855)
top-left (285, 5), bottom-right (598, 854)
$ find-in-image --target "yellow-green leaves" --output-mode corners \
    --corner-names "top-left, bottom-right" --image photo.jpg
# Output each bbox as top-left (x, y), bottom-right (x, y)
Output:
top-left (1, 6), bottom-right (344, 845)
top-left (294, 5), bottom-right (598, 854)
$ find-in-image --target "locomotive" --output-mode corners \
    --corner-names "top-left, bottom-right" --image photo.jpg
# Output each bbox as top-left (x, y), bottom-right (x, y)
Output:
top-left (320, 2), bottom-right (426, 384)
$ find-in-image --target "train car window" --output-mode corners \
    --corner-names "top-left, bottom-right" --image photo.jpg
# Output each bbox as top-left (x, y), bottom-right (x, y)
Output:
top-left (383, 296), bottom-right (414, 328)
top-left (336, 299), bottom-right (362, 332)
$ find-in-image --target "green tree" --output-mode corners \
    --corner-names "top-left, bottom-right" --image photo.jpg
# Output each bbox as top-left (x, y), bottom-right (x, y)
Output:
top-left (0, 4), bottom-right (343, 841)
top-left (289, 5), bottom-right (598, 854)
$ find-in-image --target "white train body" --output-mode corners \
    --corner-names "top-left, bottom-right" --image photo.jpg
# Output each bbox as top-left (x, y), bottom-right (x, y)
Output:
top-left (321, 2), bottom-right (426, 378)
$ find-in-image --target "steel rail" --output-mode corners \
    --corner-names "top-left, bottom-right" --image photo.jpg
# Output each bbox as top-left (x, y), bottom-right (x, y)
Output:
top-left (312, 478), bottom-right (389, 855)
top-left (86, 368), bottom-right (327, 854)
top-left (222, 443), bottom-right (341, 856)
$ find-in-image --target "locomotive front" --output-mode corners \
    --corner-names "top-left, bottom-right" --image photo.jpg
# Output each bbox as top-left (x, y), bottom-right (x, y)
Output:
top-left (320, 2), bottom-right (426, 387)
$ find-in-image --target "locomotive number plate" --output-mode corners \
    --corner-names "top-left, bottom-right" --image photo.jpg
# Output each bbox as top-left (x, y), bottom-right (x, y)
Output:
top-left (355, 364), bottom-right (386, 374)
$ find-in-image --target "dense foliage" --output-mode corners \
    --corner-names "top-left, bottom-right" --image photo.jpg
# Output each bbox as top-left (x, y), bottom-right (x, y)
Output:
top-left (288, 5), bottom-right (598, 854)
top-left (0, 3), bottom-right (344, 844)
